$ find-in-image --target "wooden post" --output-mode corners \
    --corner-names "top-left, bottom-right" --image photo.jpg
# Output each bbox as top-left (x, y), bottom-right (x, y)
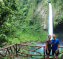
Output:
top-left (7, 48), bottom-right (11, 59)
top-left (16, 43), bottom-right (17, 57)
top-left (0, 54), bottom-right (1, 59)
top-left (0, 57), bottom-right (1, 59)
top-left (44, 46), bottom-right (45, 59)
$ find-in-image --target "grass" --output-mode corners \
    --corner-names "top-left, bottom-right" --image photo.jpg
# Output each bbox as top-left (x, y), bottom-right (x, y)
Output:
top-left (8, 29), bottom-right (48, 44)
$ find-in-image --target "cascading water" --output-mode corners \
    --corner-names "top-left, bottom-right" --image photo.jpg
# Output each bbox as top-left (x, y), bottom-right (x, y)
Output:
top-left (48, 3), bottom-right (53, 39)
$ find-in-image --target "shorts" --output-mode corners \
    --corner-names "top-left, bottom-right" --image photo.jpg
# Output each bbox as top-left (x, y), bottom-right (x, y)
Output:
top-left (52, 50), bottom-right (59, 56)
top-left (46, 50), bottom-right (51, 55)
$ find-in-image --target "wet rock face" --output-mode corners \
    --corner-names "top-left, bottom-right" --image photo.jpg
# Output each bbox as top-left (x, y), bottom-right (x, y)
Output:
top-left (36, 3), bottom-right (48, 30)
top-left (54, 21), bottom-right (63, 33)
top-left (42, 22), bottom-right (47, 30)
top-left (54, 21), bottom-right (63, 45)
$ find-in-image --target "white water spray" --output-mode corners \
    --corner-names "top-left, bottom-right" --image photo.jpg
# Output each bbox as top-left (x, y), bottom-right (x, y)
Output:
top-left (48, 3), bottom-right (53, 39)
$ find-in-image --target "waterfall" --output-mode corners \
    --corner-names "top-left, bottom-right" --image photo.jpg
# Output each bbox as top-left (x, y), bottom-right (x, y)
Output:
top-left (48, 3), bottom-right (53, 39)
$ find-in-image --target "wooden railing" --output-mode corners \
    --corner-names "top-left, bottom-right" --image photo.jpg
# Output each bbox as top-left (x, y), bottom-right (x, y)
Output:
top-left (0, 43), bottom-right (63, 59)
top-left (0, 43), bottom-right (17, 59)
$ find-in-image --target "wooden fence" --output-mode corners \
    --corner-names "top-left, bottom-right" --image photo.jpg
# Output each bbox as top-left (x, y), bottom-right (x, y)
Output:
top-left (0, 43), bottom-right (63, 59)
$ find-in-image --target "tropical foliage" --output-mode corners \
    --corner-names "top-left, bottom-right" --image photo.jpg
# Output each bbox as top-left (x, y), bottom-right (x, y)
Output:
top-left (0, 0), bottom-right (47, 45)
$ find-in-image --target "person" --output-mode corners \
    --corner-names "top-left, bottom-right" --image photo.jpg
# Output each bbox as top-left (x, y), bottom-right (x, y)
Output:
top-left (51, 34), bottom-right (60, 59)
top-left (46, 35), bottom-right (51, 59)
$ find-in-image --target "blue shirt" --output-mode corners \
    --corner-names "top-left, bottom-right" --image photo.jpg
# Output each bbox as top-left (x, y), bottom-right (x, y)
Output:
top-left (51, 38), bottom-right (60, 51)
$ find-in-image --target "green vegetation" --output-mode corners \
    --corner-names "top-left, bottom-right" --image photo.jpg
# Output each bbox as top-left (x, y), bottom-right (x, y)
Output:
top-left (0, 0), bottom-right (63, 59)
top-left (52, 0), bottom-right (63, 26)
top-left (0, 0), bottom-right (48, 45)
top-left (0, 0), bottom-right (63, 45)
top-left (52, 0), bottom-right (63, 37)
